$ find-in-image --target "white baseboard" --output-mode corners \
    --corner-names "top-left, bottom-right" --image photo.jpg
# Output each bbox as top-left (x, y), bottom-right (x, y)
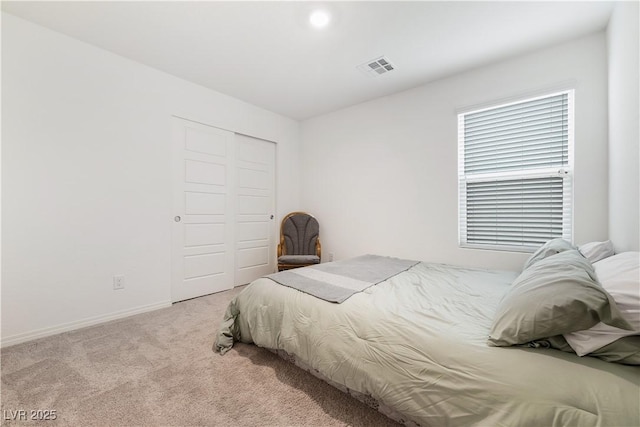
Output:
top-left (0, 300), bottom-right (172, 348)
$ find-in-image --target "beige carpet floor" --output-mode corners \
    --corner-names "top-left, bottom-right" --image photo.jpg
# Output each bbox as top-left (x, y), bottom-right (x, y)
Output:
top-left (1, 287), bottom-right (399, 426)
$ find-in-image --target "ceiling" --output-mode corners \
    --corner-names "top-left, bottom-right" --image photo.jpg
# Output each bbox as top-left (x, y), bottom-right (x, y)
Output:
top-left (2, 1), bottom-right (615, 120)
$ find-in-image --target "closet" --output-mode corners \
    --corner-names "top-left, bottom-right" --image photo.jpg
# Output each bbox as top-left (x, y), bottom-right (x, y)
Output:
top-left (171, 117), bottom-right (276, 302)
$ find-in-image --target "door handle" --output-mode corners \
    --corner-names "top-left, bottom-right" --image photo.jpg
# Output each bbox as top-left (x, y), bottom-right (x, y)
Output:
top-left (174, 216), bottom-right (181, 222)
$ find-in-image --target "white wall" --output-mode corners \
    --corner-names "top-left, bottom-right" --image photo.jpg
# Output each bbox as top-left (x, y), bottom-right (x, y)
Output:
top-left (301, 33), bottom-right (609, 271)
top-left (1, 13), bottom-right (301, 346)
top-left (607, 1), bottom-right (640, 252)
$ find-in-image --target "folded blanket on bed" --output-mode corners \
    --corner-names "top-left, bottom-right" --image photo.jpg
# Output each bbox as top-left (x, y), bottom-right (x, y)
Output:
top-left (266, 254), bottom-right (419, 303)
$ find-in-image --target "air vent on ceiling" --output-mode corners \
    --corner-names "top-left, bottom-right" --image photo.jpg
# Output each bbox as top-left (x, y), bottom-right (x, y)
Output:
top-left (357, 56), bottom-right (397, 78)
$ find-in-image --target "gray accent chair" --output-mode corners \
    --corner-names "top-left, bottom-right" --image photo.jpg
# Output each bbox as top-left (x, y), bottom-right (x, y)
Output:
top-left (277, 212), bottom-right (321, 271)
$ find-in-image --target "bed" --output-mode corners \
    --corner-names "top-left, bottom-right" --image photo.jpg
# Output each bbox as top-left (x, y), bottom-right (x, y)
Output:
top-left (215, 244), bottom-right (640, 426)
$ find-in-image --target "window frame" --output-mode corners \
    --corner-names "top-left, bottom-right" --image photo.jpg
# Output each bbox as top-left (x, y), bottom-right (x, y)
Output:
top-left (457, 90), bottom-right (575, 253)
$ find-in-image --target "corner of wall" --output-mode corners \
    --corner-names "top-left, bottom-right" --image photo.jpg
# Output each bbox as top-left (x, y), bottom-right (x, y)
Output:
top-left (607, 1), bottom-right (640, 251)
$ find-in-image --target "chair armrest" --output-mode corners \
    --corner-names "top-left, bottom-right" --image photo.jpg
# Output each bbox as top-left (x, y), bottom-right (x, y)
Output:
top-left (316, 238), bottom-right (322, 261)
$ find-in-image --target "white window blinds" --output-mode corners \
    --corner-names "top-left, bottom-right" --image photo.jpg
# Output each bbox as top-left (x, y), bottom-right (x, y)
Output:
top-left (458, 91), bottom-right (573, 251)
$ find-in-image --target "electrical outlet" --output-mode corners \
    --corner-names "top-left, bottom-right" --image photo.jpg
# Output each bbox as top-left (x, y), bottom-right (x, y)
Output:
top-left (113, 275), bottom-right (125, 290)
top-left (328, 252), bottom-right (335, 262)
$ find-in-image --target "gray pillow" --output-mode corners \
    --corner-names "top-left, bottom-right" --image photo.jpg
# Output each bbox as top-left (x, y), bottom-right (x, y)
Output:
top-left (528, 335), bottom-right (640, 365)
top-left (578, 240), bottom-right (615, 264)
top-left (489, 250), bottom-right (632, 347)
top-left (587, 335), bottom-right (640, 365)
top-left (522, 238), bottom-right (575, 270)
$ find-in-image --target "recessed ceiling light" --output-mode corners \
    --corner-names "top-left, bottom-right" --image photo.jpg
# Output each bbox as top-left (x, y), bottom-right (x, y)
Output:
top-left (309, 10), bottom-right (331, 29)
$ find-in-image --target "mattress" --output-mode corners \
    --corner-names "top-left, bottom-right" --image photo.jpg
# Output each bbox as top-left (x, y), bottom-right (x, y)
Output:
top-left (215, 261), bottom-right (640, 426)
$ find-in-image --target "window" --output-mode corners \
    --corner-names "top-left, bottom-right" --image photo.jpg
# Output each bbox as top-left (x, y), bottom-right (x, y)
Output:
top-left (458, 90), bottom-right (574, 252)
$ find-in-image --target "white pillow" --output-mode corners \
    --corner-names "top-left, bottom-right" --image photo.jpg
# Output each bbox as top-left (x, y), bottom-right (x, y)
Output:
top-left (564, 252), bottom-right (640, 356)
top-left (578, 240), bottom-right (615, 264)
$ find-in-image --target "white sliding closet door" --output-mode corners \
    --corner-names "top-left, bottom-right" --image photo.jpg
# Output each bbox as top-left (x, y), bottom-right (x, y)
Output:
top-left (171, 119), bottom-right (276, 302)
top-left (171, 118), bottom-right (235, 302)
top-left (234, 134), bottom-right (276, 285)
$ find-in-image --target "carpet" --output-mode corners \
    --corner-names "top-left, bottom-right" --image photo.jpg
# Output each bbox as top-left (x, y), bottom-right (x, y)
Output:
top-left (1, 287), bottom-right (399, 426)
